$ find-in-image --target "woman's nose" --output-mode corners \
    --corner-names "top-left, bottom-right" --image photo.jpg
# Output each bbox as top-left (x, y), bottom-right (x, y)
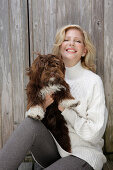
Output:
top-left (70, 40), bottom-right (75, 46)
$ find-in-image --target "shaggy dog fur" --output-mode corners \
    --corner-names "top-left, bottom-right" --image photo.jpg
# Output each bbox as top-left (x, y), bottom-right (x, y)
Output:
top-left (26, 54), bottom-right (78, 152)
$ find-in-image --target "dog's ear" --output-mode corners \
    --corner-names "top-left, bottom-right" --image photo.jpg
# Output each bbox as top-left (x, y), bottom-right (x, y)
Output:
top-left (61, 57), bottom-right (65, 74)
top-left (26, 54), bottom-right (44, 109)
top-left (26, 54), bottom-right (44, 84)
top-left (56, 55), bottom-right (65, 74)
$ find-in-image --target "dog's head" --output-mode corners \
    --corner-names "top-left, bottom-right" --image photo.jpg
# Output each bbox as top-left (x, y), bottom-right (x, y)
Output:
top-left (27, 54), bottom-right (65, 87)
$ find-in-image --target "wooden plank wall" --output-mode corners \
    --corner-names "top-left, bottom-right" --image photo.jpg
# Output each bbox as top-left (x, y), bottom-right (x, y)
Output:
top-left (0, 0), bottom-right (29, 146)
top-left (0, 0), bottom-right (13, 148)
top-left (104, 0), bottom-right (113, 156)
top-left (0, 0), bottom-right (113, 169)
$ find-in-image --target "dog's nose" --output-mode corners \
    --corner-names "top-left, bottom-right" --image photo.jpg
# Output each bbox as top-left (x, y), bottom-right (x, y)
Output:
top-left (50, 72), bottom-right (55, 76)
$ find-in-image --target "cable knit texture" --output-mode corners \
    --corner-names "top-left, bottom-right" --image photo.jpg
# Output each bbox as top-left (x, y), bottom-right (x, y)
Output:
top-left (54, 61), bottom-right (108, 170)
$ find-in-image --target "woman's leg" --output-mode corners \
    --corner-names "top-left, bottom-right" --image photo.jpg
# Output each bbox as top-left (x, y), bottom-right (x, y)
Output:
top-left (0, 117), bottom-right (60, 170)
top-left (44, 156), bottom-right (94, 170)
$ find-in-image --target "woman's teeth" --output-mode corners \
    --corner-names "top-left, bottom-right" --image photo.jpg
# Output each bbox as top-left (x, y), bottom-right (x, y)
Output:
top-left (67, 49), bottom-right (76, 52)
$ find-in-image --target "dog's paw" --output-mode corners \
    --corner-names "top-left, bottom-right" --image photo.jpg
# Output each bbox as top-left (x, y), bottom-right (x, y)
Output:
top-left (25, 105), bottom-right (45, 120)
top-left (60, 99), bottom-right (80, 109)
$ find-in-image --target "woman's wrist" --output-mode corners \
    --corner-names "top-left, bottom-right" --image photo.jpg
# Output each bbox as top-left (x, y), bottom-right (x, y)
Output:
top-left (58, 104), bottom-right (65, 112)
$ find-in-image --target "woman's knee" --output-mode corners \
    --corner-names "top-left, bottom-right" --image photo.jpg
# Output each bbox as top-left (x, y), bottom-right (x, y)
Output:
top-left (22, 117), bottom-right (52, 142)
top-left (21, 117), bottom-right (44, 133)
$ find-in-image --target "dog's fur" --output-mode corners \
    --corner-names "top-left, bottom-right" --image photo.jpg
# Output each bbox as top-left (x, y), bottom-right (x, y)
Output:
top-left (26, 54), bottom-right (78, 152)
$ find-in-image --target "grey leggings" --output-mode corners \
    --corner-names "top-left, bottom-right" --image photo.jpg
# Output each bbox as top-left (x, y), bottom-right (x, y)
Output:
top-left (0, 117), bottom-right (94, 170)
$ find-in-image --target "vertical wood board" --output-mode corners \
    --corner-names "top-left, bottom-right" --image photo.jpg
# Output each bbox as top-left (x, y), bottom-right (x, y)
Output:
top-left (9, 0), bottom-right (29, 129)
top-left (0, 0), bottom-right (13, 146)
top-left (104, 0), bottom-right (113, 152)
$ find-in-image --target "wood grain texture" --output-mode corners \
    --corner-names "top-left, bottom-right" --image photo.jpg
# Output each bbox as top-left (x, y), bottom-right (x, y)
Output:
top-left (9, 0), bottom-right (29, 129)
top-left (103, 161), bottom-right (113, 170)
top-left (79, 0), bottom-right (92, 34)
top-left (104, 0), bottom-right (113, 153)
top-left (0, 0), bottom-right (13, 147)
top-left (44, 0), bottom-right (57, 54)
top-left (56, 0), bottom-right (79, 28)
top-left (92, 0), bottom-right (104, 80)
top-left (29, 0), bottom-right (45, 60)
top-left (0, 0), bottom-right (29, 146)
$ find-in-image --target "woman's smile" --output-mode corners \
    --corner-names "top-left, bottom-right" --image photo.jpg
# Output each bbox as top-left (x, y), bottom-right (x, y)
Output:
top-left (66, 48), bottom-right (77, 53)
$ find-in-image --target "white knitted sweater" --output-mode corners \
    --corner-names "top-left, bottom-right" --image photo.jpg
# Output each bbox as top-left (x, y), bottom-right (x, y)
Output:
top-left (26, 61), bottom-right (108, 170)
top-left (54, 61), bottom-right (108, 170)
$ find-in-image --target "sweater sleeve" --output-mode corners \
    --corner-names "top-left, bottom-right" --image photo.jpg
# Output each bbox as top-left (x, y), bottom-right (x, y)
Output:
top-left (61, 77), bottom-right (108, 144)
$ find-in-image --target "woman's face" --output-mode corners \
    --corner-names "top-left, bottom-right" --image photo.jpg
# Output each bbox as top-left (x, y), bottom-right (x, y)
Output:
top-left (60, 28), bottom-right (86, 67)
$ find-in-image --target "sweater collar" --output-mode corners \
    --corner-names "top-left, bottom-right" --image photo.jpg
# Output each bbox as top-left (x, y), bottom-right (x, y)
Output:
top-left (65, 60), bottom-right (83, 80)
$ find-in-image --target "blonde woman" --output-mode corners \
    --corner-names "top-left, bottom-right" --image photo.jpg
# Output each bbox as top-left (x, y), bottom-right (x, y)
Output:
top-left (0, 25), bottom-right (108, 170)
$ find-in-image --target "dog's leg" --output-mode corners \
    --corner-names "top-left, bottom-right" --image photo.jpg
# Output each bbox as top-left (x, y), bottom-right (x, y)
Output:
top-left (59, 99), bottom-right (80, 109)
top-left (25, 105), bottom-right (45, 120)
top-left (54, 88), bottom-right (80, 111)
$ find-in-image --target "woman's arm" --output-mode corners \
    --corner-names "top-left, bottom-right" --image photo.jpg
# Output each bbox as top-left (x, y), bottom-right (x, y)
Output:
top-left (61, 77), bottom-right (108, 144)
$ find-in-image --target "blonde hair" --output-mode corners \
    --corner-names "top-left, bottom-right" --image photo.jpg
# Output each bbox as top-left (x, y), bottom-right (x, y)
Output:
top-left (52, 25), bottom-right (96, 72)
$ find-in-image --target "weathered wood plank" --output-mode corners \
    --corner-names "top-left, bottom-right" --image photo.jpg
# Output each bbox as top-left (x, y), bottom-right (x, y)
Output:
top-left (79, 0), bottom-right (92, 35)
top-left (56, 0), bottom-right (67, 28)
top-left (27, 0), bottom-right (34, 64)
top-left (29, 0), bottom-right (57, 58)
top-left (56, 0), bottom-right (79, 29)
top-left (9, 0), bottom-right (29, 130)
top-left (103, 161), bottom-right (113, 170)
top-left (91, 0), bottom-right (104, 79)
top-left (29, 0), bottom-right (45, 60)
top-left (0, 0), bottom-right (13, 146)
top-left (65, 0), bottom-right (79, 25)
top-left (104, 0), bottom-right (113, 153)
top-left (44, 0), bottom-right (57, 54)
top-left (0, 0), bottom-right (3, 146)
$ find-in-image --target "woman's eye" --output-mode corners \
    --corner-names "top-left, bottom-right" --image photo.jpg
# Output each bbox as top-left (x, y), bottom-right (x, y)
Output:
top-left (64, 39), bottom-right (69, 41)
top-left (76, 40), bottom-right (81, 43)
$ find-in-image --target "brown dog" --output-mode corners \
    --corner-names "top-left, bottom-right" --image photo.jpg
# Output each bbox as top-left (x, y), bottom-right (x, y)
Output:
top-left (26, 54), bottom-right (79, 152)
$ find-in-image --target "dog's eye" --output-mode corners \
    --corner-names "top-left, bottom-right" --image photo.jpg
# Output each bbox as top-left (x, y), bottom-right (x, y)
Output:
top-left (54, 61), bottom-right (60, 66)
top-left (55, 61), bottom-right (59, 65)
top-left (53, 63), bottom-right (60, 67)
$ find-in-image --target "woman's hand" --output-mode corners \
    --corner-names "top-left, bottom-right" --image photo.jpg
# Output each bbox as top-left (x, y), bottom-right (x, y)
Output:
top-left (43, 93), bottom-right (54, 111)
top-left (58, 104), bottom-right (65, 112)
